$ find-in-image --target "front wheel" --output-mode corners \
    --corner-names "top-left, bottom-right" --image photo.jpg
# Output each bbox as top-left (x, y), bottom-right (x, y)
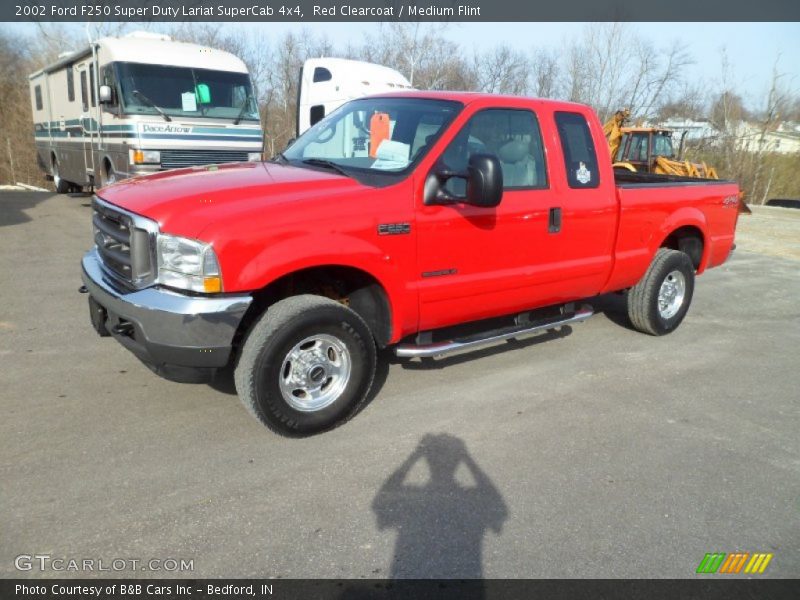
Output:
top-left (627, 248), bottom-right (695, 336)
top-left (52, 159), bottom-right (70, 194)
top-left (234, 295), bottom-right (377, 436)
top-left (100, 162), bottom-right (117, 187)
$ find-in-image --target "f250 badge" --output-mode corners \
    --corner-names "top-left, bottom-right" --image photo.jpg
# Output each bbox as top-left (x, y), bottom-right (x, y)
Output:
top-left (576, 162), bottom-right (591, 184)
top-left (722, 195), bottom-right (739, 207)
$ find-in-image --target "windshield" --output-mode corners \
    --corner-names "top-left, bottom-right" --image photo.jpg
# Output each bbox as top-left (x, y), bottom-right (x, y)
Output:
top-left (115, 62), bottom-right (258, 121)
top-left (283, 97), bottom-right (462, 180)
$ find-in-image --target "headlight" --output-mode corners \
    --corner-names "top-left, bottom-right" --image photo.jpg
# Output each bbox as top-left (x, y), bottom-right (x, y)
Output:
top-left (130, 149), bottom-right (161, 165)
top-left (157, 234), bottom-right (222, 293)
top-left (247, 152), bottom-right (262, 162)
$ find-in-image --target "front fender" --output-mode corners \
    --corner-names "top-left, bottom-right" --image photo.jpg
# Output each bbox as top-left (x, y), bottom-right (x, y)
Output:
top-left (218, 231), bottom-right (416, 344)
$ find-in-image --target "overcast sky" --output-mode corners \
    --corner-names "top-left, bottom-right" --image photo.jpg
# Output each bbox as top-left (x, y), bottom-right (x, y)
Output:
top-left (6, 21), bottom-right (799, 106)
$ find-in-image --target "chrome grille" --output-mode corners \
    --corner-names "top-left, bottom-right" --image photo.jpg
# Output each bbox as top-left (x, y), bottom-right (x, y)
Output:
top-left (92, 198), bottom-right (157, 288)
top-left (160, 149), bottom-right (250, 169)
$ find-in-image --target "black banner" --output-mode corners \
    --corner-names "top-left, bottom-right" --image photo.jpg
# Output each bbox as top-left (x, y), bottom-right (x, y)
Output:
top-left (4, 0), bottom-right (800, 22)
top-left (3, 579), bottom-right (800, 600)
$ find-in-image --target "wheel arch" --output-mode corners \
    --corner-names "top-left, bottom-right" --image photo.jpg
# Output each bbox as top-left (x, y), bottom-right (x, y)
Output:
top-left (653, 208), bottom-right (709, 273)
top-left (659, 224), bottom-right (705, 271)
top-left (233, 264), bottom-right (394, 360)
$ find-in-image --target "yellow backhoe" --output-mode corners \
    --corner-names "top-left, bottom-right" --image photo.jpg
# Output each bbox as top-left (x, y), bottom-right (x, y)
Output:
top-left (603, 108), bottom-right (718, 178)
top-left (603, 108), bottom-right (749, 213)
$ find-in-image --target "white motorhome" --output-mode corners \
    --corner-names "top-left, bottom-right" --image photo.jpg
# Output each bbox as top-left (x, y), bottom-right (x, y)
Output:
top-left (29, 32), bottom-right (263, 192)
top-left (297, 58), bottom-right (413, 136)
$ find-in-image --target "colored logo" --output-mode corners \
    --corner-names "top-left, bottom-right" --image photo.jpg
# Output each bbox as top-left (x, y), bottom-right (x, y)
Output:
top-left (696, 552), bottom-right (773, 574)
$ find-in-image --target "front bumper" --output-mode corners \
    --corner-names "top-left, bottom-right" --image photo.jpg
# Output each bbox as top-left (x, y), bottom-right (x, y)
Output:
top-left (81, 249), bottom-right (252, 382)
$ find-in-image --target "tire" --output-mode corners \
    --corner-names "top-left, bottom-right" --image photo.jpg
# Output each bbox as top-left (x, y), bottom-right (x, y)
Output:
top-left (52, 159), bottom-right (70, 194)
top-left (234, 295), bottom-right (377, 436)
top-left (627, 248), bottom-right (695, 336)
top-left (100, 162), bottom-right (117, 188)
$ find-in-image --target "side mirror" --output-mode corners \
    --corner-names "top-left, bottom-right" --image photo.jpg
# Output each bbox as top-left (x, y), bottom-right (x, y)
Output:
top-left (465, 153), bottom-right (503, 208)
top-left (285, 137), bottom-right (296, 149)
top-left (98, 85), bottom-right (112, 104)
top-left (424, 153), bottom-right (504, 207)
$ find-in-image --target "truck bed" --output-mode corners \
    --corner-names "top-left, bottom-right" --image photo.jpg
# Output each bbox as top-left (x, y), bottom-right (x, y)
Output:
top-left (602, 170), bottom-right (740, 294)
top-left (613, 169), bottom-right (733, 187)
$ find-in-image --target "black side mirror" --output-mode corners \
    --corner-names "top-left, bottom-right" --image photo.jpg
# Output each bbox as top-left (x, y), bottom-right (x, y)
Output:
top-left (424, 153), bottom-right (504, 207)
top-left (465, 153), bottom-right (503, 207)
top-left (285, 138), bottom-right (296, 150)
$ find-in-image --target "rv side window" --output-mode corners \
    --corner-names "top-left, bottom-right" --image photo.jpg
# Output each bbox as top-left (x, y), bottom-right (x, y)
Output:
top-left (80, 71), bottom-right (88, 110)
top-left (310, 105), bottom-right (325, 127)
top-left (313, 67), bottom-right (332, 83)
top-left (34, 85), bottom-right (43, 111)
top-left (67, 68), bottom-right (75, 102)
top-left (89, 65), bottom-right (96, 107)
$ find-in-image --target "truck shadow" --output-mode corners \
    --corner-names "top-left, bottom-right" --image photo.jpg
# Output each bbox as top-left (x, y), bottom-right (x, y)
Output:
top-left (589, 292), bottom-right (638, 332)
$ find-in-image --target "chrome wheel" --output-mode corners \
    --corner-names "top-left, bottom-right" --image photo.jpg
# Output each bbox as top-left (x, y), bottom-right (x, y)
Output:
top-left (658, 270), bottom-right (686, 319)
top-left (278, 334), bottom-right (352, 412)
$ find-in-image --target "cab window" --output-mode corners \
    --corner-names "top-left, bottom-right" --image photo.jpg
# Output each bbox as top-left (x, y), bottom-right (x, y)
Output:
top-left (555, 111), bottom-right (600, 189)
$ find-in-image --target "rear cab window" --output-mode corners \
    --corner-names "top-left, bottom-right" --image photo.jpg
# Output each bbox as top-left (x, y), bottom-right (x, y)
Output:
top-left (555, 111), bottom-right (600, 189)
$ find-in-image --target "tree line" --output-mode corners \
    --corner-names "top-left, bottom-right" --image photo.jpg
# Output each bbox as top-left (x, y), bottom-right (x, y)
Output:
top-left (0, 22), bottom-right (797, 202)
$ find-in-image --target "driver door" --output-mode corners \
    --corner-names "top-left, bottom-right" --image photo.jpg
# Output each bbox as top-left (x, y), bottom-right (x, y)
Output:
top-left (415, 108), bottom-right (555, 331)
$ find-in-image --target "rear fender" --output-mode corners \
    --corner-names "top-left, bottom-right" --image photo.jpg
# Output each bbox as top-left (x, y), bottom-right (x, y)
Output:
top-left (652, 208), bottom-right (709, 273)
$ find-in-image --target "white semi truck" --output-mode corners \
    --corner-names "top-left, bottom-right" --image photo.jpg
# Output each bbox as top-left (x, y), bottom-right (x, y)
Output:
top-left (29, 31), bottom-right (264, 192)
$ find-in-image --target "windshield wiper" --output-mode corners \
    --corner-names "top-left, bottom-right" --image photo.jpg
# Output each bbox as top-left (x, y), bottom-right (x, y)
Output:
top-left (301, 158), bottom-right (350, 178)
top-left (132, 90), bottom-right (171, 122)
top-left (233, 95), bottom-right (255, 125)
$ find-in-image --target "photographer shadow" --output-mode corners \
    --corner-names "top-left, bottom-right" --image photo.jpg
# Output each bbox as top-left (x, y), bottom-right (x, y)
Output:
top-left (372, 434), bottom-right (508, 580)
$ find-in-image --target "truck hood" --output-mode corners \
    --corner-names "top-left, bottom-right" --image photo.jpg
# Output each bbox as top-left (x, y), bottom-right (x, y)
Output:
top-left (96, 162), bottom-right (367, 238)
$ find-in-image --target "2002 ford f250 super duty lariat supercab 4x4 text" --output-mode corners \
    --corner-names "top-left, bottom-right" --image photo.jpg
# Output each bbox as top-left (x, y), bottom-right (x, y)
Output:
top-left (81, 92), bottom-right (741, 435)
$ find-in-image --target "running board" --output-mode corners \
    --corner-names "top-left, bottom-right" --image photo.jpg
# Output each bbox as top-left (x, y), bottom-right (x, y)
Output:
top-left (395, 305), bottom-right (594, 359)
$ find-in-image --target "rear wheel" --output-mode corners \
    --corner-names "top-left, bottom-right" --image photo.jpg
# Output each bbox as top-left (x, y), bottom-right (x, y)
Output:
top-left (52, 158), bottom-right (70, 194)
top-left (235, 295), bottom-right (376, 436)
top-left (627, 248), bottom-right (695, 336)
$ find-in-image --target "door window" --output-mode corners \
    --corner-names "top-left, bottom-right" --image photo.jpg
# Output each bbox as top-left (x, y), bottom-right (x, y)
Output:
top-left (440, 109), bottom-right (547, 197)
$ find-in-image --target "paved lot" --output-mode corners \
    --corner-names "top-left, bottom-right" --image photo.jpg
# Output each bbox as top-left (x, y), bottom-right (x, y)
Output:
top-left (1, 192), bottom-right (798, 579)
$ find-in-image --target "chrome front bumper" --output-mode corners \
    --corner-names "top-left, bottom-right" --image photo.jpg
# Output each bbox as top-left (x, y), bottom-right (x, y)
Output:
top-left (81, 249), bottom-right (252, 380)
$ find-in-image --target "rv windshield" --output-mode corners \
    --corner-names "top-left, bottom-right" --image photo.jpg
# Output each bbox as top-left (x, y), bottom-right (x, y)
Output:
top-left (115, 62), bottom-right (258, 121)
top-left (282, 97), bottom-right (462, 182)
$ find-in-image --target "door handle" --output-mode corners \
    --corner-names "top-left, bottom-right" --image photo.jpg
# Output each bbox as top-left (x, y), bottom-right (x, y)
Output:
top-left (548, 207), bottom-right (562, 233)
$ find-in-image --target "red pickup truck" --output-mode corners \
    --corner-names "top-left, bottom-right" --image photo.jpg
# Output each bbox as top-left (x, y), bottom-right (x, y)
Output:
top-left (81, 92), bottom-right (740, 435)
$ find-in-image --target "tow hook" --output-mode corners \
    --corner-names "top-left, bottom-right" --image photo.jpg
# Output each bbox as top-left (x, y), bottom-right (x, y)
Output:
top-left (111, 322), bottom-right (134, 337)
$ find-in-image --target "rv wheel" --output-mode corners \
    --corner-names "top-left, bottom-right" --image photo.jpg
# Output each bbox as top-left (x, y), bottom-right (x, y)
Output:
top-left (101, 163), bottom-right (117, 187)
top-left (52, 159), bottom-right (70, 194)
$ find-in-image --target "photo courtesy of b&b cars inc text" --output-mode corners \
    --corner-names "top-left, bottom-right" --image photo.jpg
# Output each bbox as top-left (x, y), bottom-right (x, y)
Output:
top-left (1, 1), bottom-right (799, 597)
